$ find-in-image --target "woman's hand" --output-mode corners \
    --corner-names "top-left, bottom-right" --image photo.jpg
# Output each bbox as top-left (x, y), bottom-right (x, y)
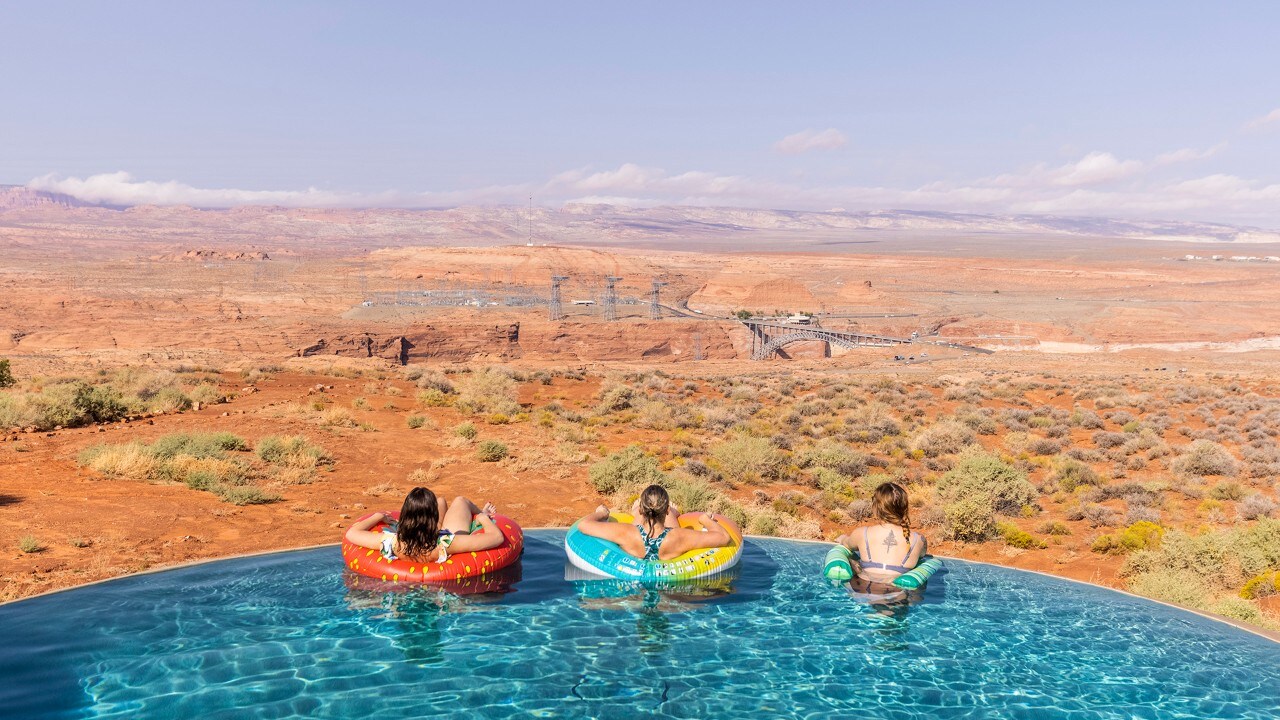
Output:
top-left (482, 502), bottom-right (497, 519)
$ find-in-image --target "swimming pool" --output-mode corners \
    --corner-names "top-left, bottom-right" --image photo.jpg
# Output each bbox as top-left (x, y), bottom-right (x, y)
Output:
top-left (2, 531), bottom-right (1278, 719)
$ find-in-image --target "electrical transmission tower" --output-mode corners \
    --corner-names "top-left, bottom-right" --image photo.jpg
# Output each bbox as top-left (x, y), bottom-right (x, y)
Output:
top-left (603, 276), bottom-right (622, 321)
top-left (649, 279), bottom-right (668, 320)
top-left (694, 332), bottom-right (704, 361)
top-left (549, 275), bottom-right (568, 321)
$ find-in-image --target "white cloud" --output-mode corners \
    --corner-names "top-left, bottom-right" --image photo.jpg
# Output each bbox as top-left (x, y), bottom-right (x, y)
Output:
top-left (1244, 108), bottom-right (1280, 130)
top-left (25, 143), bottom-right (1280, 226)
top-left (26, 171), bottom-right (528, 208)
top-left (773, 128), bottom-right (848, 155)
top-left (1154, 144), bottom-right (1224, 165)
top-left (1048, 151), bottom-right (1144, 186)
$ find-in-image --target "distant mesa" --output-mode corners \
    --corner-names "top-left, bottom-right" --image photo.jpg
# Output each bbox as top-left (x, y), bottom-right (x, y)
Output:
top-left (158, 249), bottom-right (272, 262)
top-left (0, 185), bottom-right (94, 211)
top-left (5, 183), bottom-right (1280, 244)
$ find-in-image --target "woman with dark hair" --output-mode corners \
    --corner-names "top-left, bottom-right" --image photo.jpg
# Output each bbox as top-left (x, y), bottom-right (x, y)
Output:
top-left (344, 487), bottom-right (504, 563)
top-left (576, 484), bottom-right (731, 561)
top-left (836, 481), bottom-right (926, 583)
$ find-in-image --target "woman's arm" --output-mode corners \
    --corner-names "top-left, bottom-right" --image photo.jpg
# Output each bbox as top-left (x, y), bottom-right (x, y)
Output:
top-left (905, 533), bottom-right (927, 568)
top-left (578, 505), bottom-right (634, 546)
top-left (447, 511), bottom-right (504, 553)
top-left (343, 512), bottom-right (389, 550)
top-left (688, 513), bottom-right (731, 549)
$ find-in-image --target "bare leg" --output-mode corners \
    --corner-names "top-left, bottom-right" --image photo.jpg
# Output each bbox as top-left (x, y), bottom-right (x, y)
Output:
top-left (442, 495), bottom-right (481, 533)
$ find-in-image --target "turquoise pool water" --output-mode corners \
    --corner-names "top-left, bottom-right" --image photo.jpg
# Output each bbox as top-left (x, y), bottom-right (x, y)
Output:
top-left (2, 531), bottom-right (1278, 719)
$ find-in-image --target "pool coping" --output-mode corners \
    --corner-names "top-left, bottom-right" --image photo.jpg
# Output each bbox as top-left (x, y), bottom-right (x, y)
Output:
top-left (4, 530), bottom-right (1279, 646)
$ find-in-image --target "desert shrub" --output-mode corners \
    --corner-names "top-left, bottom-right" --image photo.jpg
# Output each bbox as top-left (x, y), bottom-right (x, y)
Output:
top-left (596, 382), bottom-right (635, 413)
top-left (1210, 597), bottom-right (1268, 626)
top-left (1065, 447), bottom-right (1104, 463)
top-left (1125, 506), bottom-right (1162, 525)
top-left (1052, 458), bottom-right (1101, 492)
top-left (0, 381), bottom-right (130, 430)
top-left (406, 415), bottom-right (427, 429)
top-left (454, 369), bottom-right (520, 415)
top-left (1044, 423), bottom-right (1071, 439)
top-left (845, 499), bottom-right (873, 523)
top-left (845, 402), bottom-right (900, 442)
top-left (1240, 571), bottom-right (1280, 600)
top-left (1093, 431), bottom-right (1128, 449)
top-left (0, 359), bottom-right (14, 388)
top-left (1001, 408), bottom-right (1032, 431)
top-left (215, 485), bottom-right (281, 506)
top-left (454, 422), bottom-right (477, 440)
top-left (147, 432), bottom-right (246, 460)
top-left (943, 496), bottom-right (998, 542)
top-left (708, 496), bottom-right (750, 529)
top-left (710, 434), bottom-right (785, 484)
top-left (630, 399), bottom-right (676, 430)
top-left (1208, 481), bottom-right (1246, 501)
top-left (188, 383), bottom-right (223, 406)
top-left (1070, 408), bottom-right (1104, 429)
top-left (321, 407), bottom-right (357, 427)
top-left (1238, 494), bottom-right (1278, 521)
top-left (665, 474), bottom-right (719, 513)
top-left (18, 535), bottom-right (43, 553)
top-left (1128, 569), bottom-right (1210, 609)
top-left (796, 440), bottom-right (866, 477)
top-left (415, 371), bottom-right (455, 394)
top-left (998, 522), bottom-right (1046, 549)
top-left (589, 445), bottom-right (666, 495)
top-left (1002, 431), bottom-right (1030, 455)
top-left (911, 420), bottom-right (975, 457)
top-left (80, 433), bottom-right (287, 504)
top-left (747, 508), bottom-right (783, 536)
top-left (1028, 438), bottom-right (1061, 456)
top-left (256, 435), bottom-right (332, 467)
top-left (1122, 519), bottom-right (1280, 591)
top-left (184, 469), bottom-right (219, 491)
top-left (812, 467), bottom-right (854, 499)
top-left (78, 442), bottom-right (160, 479)
top-left (1171, 439), bottom-right (1238, 477)
top-left (1037, 520), bottom-right (1072, 536)
top-left (476, 440), bottom-right (509, 462)
top-left (416, 389), bottom-right (452, 407)
top-left (1071, 504), bottom-right (1118, 527)
top-left (683, 459), bottom-right (711, 477)
top-left (1091, 521), bottom-right (1164, 554)
top-left (937, 448), bottom-right (1036, 516)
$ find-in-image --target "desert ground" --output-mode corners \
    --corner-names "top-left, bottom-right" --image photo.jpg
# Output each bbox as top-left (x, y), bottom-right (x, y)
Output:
top-left (2, 194), bottom-right (1279, 632)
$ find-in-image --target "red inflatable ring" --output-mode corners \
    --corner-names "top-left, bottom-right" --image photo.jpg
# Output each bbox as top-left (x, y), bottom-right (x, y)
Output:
top-left (341, 511), bottom-right (524, 583)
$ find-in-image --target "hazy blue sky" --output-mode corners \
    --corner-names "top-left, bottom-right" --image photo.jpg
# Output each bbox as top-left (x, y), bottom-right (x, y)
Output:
top-left (5, 2), bottom-right (1280, 223)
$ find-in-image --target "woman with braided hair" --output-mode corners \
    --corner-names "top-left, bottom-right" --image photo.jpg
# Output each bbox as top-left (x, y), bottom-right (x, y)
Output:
top-left (835, 481), bottom-right (927, 583)
top-left (576, 484), bottom-right (731, 561)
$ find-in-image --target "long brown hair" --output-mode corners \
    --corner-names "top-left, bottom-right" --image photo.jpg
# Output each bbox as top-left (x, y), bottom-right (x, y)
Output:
top-left (637, 484), bottom-right (670, 536)
top-left (871, 481), bottom-right (911, 547)
top-left (397, 486), bottom-right (440, 560)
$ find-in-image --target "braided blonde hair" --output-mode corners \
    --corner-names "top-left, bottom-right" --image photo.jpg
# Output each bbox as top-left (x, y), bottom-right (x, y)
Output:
top-left (871, 481), bottom-right (911, 547)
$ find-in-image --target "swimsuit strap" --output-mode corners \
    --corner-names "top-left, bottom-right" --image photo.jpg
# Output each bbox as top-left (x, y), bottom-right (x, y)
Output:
top-left (638, 523), bottom-right (670, 561)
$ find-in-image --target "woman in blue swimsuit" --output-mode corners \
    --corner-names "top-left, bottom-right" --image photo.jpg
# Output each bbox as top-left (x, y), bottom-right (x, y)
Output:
top-left (576, 484), bottom-right (731, 561)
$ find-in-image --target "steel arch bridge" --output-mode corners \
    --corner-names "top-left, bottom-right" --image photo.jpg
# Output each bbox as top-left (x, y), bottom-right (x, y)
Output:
top-left (742, 319), bottom-right (991, 360)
